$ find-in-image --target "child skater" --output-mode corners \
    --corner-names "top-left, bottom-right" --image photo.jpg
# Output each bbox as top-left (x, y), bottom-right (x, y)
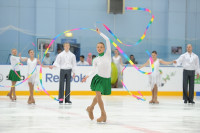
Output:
top-left (139, 51), bottom-right (173, 104)
top-left (82, 28), bottom-right (111, 123)
top-left (20, 49), bottom-right (41, 104)
top-left (7, 49), bottom-right (23, 101)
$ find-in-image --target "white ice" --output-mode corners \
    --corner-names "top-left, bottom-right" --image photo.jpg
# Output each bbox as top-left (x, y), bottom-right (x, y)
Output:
top-left (0, 96), bottom-right (200, 133)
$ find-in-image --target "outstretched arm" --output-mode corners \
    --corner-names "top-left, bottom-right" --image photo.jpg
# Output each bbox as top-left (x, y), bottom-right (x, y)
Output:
top-left (19, 53), bottom-right (28, 62)
top-left (138, 60), bottom-right (149, 69)
top-left (160, 59), bottom-right (173, 65)
top-left (81, 59), bottom-right (97, 82)
top-left (174, 54), bottom-right (184, 65)
top-left (96, 28), bottom-right (111, 57)
top-left (195, 56), bottom-right (200, 79)
top-left (49, 54), bottom-right (60, 69)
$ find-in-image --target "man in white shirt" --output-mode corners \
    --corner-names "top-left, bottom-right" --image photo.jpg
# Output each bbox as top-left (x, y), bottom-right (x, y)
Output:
top-left (49, 43), bottom-right (76, 104)
top-left (174, 44), bottom-right (200, 104)
top-left (77, 55), bottom-right (89, 66)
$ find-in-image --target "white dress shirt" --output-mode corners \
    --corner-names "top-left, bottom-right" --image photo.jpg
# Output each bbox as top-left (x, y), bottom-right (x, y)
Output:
top-left (88, 33), bottom-right (111, 78)
top-left (53, 50), bottom-right (77, 73)
top-left (176, 52), bottom-right (200, 74)
top-left (77, 61), bottom-right (89, 66)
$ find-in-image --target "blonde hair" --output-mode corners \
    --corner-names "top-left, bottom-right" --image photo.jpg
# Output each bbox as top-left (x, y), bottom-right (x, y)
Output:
top-left (11, 48), bottom-right (17, 52)
top-left (63, 42), bottom-right (70, 47)
top-left (97, 42), bottom-right (105, 47)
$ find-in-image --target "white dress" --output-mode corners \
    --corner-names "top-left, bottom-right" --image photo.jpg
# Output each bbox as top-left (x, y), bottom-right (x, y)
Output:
top-left (27, 58), bottom-right (38, 85)
top-left (112, 56), bottom-right (123, 87)
top-left (149, 59), bottom-right (161, 90)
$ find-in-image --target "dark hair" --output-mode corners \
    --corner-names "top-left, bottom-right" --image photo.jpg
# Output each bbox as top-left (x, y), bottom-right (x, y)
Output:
top-left (97, 42), bottom-right (105, 47)
top-left (80, 55), bottom-right (85, 58)
top-left (152, 51), bottom-right (157, 54)
top-left (130, 54), bottom-right (134, 57)
top-left (92, 55), bottom-right (96, 58)
top-left (28, 49), bottom-right (34, 54)
top-left (115, 49), bottom-right (119, 54)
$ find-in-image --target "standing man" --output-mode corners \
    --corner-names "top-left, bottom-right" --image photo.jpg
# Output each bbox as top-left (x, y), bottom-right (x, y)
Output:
top-left (49, 43), bottom-right (76, 104)
top-left (174, 44), bottom-right (199, 104)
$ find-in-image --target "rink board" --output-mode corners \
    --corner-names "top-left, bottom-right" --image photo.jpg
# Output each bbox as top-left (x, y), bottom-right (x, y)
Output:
top-left (0, 65), bottom-right (199, 96)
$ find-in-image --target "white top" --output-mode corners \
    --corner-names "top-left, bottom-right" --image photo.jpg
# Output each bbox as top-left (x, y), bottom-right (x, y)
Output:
top-left (10, 55), bottom-right (20, 71)
top-left (112, 56), bottom-right (122, 65)
top-left (53, 50), bottom-right (77, 73)
top-left (43, 57), bottom-right (51, 65)
top-left (77, 61), bottom-right (89, 66)
top-left (27, 58), bottom-right (37, 74)
top-left (176, 52), bottom-right (200, 74)
top-left (88, 33), bottom-right (111, 78)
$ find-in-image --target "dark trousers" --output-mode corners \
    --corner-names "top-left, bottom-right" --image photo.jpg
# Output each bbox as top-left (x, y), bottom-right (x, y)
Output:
top-left (59, 69), bottom-right (72, 102)
top-left (183, 70), bottom-right (195, 101)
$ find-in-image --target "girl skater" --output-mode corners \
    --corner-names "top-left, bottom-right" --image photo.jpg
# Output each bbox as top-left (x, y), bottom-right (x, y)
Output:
top-left (112, 49), bottom-right (123, 88)
top-left (20, 49), bottom-right (40, 104)
top-left (82, 28), bottom-right (111, 123)
top-left (7, 49), bottom-right (23, 101)
top-left (139, 51), bottom-right (173, 104)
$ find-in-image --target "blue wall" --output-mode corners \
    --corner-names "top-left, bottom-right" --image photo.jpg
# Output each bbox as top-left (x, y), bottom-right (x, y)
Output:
top-left (0, 0), bottom-right (199, 64)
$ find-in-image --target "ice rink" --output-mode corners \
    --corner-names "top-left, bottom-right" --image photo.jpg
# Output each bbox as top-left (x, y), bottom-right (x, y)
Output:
top-left (0, 96), bottom-right (200, 133)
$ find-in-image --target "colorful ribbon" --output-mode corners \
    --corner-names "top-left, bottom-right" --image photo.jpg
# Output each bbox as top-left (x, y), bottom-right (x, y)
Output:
top-left (1, 6), bottom-right (155, 102)
top-left (102, 7), bottom-right (154, 46)
top-left (14, 63), bottom-right (23, 79)
top-left (121, 65), bottom-right (146, 101)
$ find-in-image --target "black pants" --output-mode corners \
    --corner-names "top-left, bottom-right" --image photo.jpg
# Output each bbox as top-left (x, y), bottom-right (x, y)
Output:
top-left (183, 70), bottom-right (195, 101)
top-left (59, 69), bottom-right (72, 102)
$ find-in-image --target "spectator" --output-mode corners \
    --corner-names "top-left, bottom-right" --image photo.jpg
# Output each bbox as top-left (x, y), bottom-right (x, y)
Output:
top-left (52, 49), bottom-right (63, 64)
top-left (43, 53), bottom-right (52, 65)
top-left (57, 49), bottom-right (62, 54)
top-left (77, 55), bottom-right (89, 65)
top-left (92, 55), bottom-right (96, 60)
top-left (125, 55), bottom-right (138, 64)
top-left (87, 53), bottom-right (92, 65)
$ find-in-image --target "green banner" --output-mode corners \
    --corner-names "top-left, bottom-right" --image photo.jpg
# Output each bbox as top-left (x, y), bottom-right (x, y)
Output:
top-left (195, 75), bottom-right (200, 84)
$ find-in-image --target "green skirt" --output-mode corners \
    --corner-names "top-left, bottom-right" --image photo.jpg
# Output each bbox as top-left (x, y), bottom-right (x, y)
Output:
top-left (90, 74), bottom-right (111, 95)
top-left (8, 70), bottom-right (21, 81)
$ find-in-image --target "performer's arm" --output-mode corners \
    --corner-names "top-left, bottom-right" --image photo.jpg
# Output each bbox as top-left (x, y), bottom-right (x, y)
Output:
top-left (97, 28), bottom-right (111, 57)
top-left (174, 54), bottom-right (184, 65)
top-left (139, 60), bottom-right (150, 69)
top-left (49, 54), bottom-right (60, 69)
top-left (19, 53), bottom-right (28, 62)
top-left (195, 56), bottom-right (200, 79)
top-left (160, 59), bottom-right (173, 65)
top-left (72, 55), bottom-right (77, 79)
top-left (81, 59), bottom-right (97, 82)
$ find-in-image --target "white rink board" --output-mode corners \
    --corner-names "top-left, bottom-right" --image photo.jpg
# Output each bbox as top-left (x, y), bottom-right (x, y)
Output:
top-left (0, 65), bottom-right (199, 92)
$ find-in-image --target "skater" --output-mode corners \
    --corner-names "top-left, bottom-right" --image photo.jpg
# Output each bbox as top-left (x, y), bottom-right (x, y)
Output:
top-left (82, 28), bottom-right (111, 122)
top-left (139, 51), bottom-right (173, 104)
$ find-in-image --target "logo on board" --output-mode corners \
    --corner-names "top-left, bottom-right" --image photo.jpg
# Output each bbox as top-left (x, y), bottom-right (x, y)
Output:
top-left (0, 74), bottom-right (3, 82)
top-left (195, 75), bottom-right (200, 84)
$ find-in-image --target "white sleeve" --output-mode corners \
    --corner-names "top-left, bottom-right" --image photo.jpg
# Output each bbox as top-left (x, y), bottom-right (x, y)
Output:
top-left (195, 56), bottom-right (200, 74)
top-left (175, 54), bottom-right (184, 66)
top-left (72, 55), bottom-right (77, 74)
top-left (100, 33), bottom-right (111, 57)
top-left (53, 54), bottom-right (61, 68)
top-left (88, 59), bottom-right (97, 77)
